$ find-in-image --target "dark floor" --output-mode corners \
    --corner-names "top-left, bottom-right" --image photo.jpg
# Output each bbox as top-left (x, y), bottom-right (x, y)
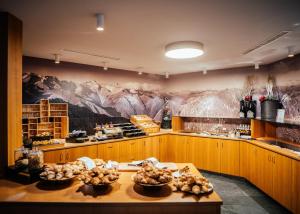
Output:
top-left (200, 171), bottom-right (291, 214)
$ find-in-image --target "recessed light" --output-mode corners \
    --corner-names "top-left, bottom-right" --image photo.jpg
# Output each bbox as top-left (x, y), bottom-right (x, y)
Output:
top-left (96, 13), bottom-right (104, 31)
top-left (254, 62), bottom-right (260, 70)
top-left (138, 71), bottom-right (143, 75)
top-left (203, 68), bottom-right (207, 75)
top-left (165, 41), bottom-right (204, 59)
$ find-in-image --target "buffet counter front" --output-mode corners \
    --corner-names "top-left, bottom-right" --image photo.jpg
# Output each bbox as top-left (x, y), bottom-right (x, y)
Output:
top-left (0, 163), bottom-right (222, 214)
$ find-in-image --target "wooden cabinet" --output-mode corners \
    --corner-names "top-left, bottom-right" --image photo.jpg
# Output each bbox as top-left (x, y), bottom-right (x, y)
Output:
top-left (202, 138), bottom-right (220, 172)
top-left (272, 153), bottom-right (292, 210)
top-left (65, 145), bottom-right (98, 162)
top-left (220, 140), bottom-right (240, 176)
top-left (173, 135), bottom-right (188, 162)
top-left (190, 137), bottom-right (207, 169)
top-left (145, 136), bottom-right (160, 159)
top-left (249, 144), bottom-right (293, 211)
top-left (292, 160), bottom-right (300, 214)
top-left (159, 135), bottom-right (171, 162)
top-left (44, 149), bottom-right (66, 163)
top-left (98, 142), bottom-right (120, 161)
top-left (239, 141), bottom-right (249, 179)
top-left (119, 139), bottom-right (144, 162)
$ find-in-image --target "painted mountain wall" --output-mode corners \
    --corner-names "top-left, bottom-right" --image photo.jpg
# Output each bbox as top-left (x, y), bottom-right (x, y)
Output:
top-left (23, 55), bottom-right (300, 138)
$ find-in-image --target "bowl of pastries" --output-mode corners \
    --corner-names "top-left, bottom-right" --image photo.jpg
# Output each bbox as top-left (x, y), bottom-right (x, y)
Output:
top-left (172, 166), bottom-right (213, 195)
top-left (40, 163), bottom-right (76, 183)
top-left (132, 162), bottom-right (173, 187)
top-left (77, 166), bottom-right (120, 187)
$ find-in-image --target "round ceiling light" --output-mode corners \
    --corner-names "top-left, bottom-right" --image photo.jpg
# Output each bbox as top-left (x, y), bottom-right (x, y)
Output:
top-left (165, 41), bottom-right (204, 59)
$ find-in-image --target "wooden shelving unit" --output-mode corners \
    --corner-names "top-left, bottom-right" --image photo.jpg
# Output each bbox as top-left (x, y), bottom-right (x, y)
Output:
top-left (22, 99), bottom-right (69, 139)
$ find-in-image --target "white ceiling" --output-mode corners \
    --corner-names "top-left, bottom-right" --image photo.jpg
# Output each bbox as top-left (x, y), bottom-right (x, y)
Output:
top-left (1, 0), bottom-right (300, 75)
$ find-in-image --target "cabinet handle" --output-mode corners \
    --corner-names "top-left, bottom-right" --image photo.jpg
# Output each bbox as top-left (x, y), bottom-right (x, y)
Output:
top-left (66, 153), bottom-right (69, 161)
top-left (268, 155), bottom-right (270, 162)
top-left (217, 142), bottom-right (218, 148)
top-left (108, 146), bottom-right (113, 149)
top-left (60, 153), bottom-right (63, 162)
top-left (273, 157), bottom-right (275, 164)
top-left (222, 142), bottom-right (223, 148)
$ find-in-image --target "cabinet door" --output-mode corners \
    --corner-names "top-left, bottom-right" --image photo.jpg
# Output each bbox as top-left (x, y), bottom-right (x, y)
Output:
top-left (203, 138), bottom-right (220, 172)
top-left (166, 135), bottom-right (177, 162)
top-left (132, 139), bottom-right (145, 161)
top-left (249, 145), bottom-right (273, 196)
top-left (173, 135), bottom-right (188, 162)
top-left (65, 145), bottom-right (98, 162)
top-left (191, 137), bottom-right (207, 169)
top-left (220, 140), bottom-right (240, 176)
top-left (259, 148), bottom-right (273, 196)
top-left (119, 139), bottom-right (144, 162)
top-left (239, 141), bottom-right (250, 179)
top-left (159, 135), bottom-right (169, 162)
top-left (98, 143), bottom-right (120, 161)
top-left (186, 137), bottom-right (197, 165)
top-left (144, 136), bottom-right (160, 159)
top-left (272, 153), bottom-right (292, 210)
top-left (292, 160), bottom-right (300, 214)
top-left (249, 144), bottom-right (259, 185)
top-left (43, 149), bottom-right (65, 163)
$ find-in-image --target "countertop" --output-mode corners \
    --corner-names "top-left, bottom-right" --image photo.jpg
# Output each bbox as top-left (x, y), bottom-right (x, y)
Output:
top-left (0, 163), bottom-right (222, 205)
top-left (41, 130), bottom-right (300, 161)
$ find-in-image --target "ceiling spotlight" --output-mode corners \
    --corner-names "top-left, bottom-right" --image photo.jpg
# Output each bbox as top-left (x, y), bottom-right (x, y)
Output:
top-left (54, 54), bottom-right (60, 64)
top-left (138, 71), bottom-right (143, 75)
top-left (165, 41), bottom-right (204, 59)
top-left (102, 62), bottom-right (108, 70)
top-left (288, 46), bottom-right (295, 57)
top-left (96, 13), bottom-right (104, 31)
top-left (165, 72), bottom-right (169, 79)
top-left (203, 68), bottom-right (207, 75)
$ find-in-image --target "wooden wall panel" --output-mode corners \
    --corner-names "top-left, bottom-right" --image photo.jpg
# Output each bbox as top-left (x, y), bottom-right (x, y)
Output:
top-left (172, 116), bottom-right (184, 131)
top-left (0, 12), bottom-right (23, 176)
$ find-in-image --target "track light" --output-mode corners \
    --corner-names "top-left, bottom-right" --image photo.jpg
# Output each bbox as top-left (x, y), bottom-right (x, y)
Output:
top-left (288, 46), bottom-right (295, 58)
top-left (102, 62), bottom-right (108, 70)
top-left (165, 72), bottom-right (169, 79)
top-left (54, 54), bottom-right (60, 64)
top-left (96, 13), bottom-right (104, 31)
top-left (254, 62), bottom-right (260, 70)
top-left (136, 66), bottom-right (143, 75)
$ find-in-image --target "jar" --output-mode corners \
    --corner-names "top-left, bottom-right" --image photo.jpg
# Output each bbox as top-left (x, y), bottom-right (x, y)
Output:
top-left (28, 148), bottom-right (44, 171)
top-left (14, 147), bottom-right (29, 168)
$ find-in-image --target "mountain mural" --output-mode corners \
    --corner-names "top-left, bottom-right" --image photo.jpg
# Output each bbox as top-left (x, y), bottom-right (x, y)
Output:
top-left (23, 71), bottom-right (300, 136)
top-left (23, 72), bottom-right (165, 134)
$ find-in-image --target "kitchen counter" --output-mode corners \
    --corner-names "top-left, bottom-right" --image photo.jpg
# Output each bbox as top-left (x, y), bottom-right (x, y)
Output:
top-left (0, 163), bottom-right (222, 214)
top-left (40, 130), bottom-right (300, 161)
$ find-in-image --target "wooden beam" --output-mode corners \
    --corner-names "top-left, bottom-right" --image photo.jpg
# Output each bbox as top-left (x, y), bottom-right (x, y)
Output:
top-left (0, 12), bottom-right (23, 176)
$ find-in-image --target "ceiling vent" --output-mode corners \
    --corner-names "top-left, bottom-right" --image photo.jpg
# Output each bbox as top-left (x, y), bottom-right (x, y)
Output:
top-left (62, 49), bottom-right (120, 61)
top-left (243, 31), bottom-right (290, 55)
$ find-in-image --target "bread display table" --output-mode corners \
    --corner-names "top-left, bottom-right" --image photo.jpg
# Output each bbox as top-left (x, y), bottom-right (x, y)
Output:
top-left (0, 163), bottom-right (222, 214)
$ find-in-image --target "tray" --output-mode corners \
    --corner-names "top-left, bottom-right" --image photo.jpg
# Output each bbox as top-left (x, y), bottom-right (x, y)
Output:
top-left (118, 162), bottom-right (178, 172)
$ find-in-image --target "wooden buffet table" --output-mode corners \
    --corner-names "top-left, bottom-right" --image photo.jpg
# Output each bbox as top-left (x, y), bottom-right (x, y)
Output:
top-left (0, 163), bottom-right (222, 214)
